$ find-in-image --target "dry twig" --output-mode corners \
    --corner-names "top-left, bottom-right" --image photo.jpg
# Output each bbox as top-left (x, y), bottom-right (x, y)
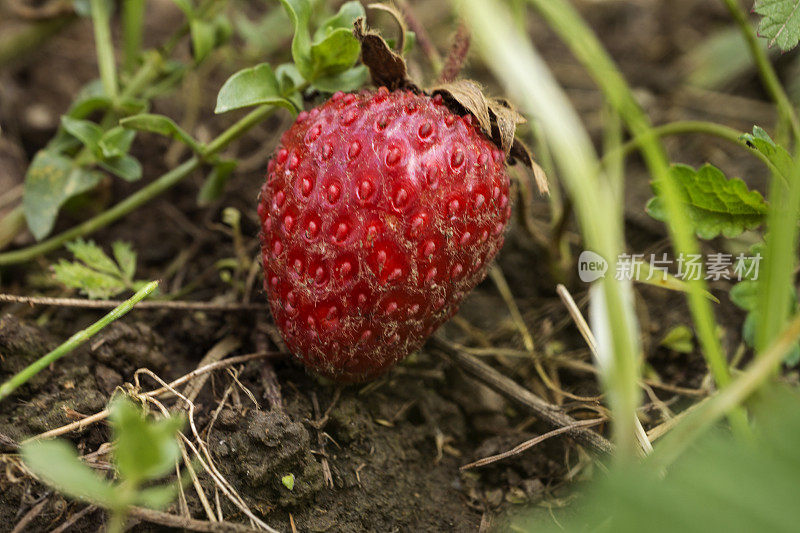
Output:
top-left (0, 294), bottom-right (267, 312)
top-left (428, 336), bottom-right (614, 455)
top-left (461, 418), bottom-right (606, 469)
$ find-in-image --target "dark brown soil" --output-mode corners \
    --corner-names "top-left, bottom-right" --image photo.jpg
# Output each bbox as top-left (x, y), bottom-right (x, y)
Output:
top-left (0, 0), bottom-right (780, 531)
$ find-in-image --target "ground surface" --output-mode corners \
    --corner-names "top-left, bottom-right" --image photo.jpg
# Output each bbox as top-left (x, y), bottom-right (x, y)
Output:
top-left (0, 0), bottom-right (785, 531)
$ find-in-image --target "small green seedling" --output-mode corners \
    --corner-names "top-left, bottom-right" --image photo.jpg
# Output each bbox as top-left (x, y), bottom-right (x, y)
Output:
top-left (22, 397), bottom-right (185, 533)
top-left (53, 239), bottom-right (152, 299)
top-left (281, 473), bottom-right (295, 490)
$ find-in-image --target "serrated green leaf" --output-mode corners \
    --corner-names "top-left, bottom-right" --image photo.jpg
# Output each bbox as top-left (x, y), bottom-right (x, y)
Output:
top-left (22, 439), bottom-right (120, 508)
top-left (66, 238), bottom-right (120, 276)
top-left (309, 28), bottom-right (361, 79)
top-left (312, 65), bottom-right (369, 93)
top-left (313, 1), bottom-right (365, 42)
top-left (215, 63), bottom-right (295, 114)
top-left (198, 159), bottom-right (237, 206)
top-left (190, 19), bottom-right (216, 62)
top-left (53, 260), bottom-right (127, 299)
top-left (99, 155), bottom-right (142, 182)
top-left (60, 116), bottom-right (103, 154)
top-left (647, 164), bottom-right (768, 239)
top-left (120, 114), bottom-right (202, 153)
top-left (278, 0), bottom-right (313, 79)
top-left (98, 127), bottom-right (136, 159)
top-left (754, 0), bottom-right (800, 51)
top-left (730, 279), bottom-right (758, 311)
top-left (740, 125), bottom-right (794, 180)
top-left (112, 241), bottom-right (137, 281)
top-left (23, 151), bottom-right (103, 240)
top-left (110, 398), bottom-right (185, 485)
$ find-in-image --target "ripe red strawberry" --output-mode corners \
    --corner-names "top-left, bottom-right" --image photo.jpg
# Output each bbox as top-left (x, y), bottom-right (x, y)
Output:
top-left (259, 87), bottom-right (511, 381)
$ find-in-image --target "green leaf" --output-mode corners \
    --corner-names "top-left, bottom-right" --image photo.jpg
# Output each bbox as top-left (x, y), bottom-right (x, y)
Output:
top-left (22, 439), bottom-right (120, 508)
top-left (309, 28), bottom-right (361, 79)
top-left (190, 19), bottom-right (216, 62)
top-left (53, 261), bottom-right (127, 299)
top-left (99, 155), bottom-right (142, 182)
top-left (67, 96), bottom-right (112, 119)
top-left (214, 63), bottom-right (295, 114)
top-left (659, 325), bottom-right (695, 354)
top-left (313, 1), bottom-right (365, 42)
top-left (198, 159), bottom-right (237, 206)
top-left (120, 114), bottom-right (202, 153)
top-left (66, 238), bottom-right (120, 276)
top-left (168, 0), bottom-right (194, 18)
top-left (60, 116), bottom-right (103, 154)
top-left (116, 97), bottom-right (149, 115)
top-left (136, 484), bottom-right (178, 509)
top-left (110, 398), bottom-right (185, 485)
top-left (646, 164), bottom-right (768, 240)
top-left (112, 241), bottom-right (137, 281)
top-left (275, 63), bottom-right (306, 109)
top-left (741, 125), bottom-right (794, 179)
top-left (278, 0), bottom-right (313, 79)
top-left (634, 260), bottom-right (720, 303)
top-left (730, 279), bottom-right (758, 311)
top-left (23, 151), bottom-right (103, 240)
top-left (54, 239), bottom-right (145, 298)
top-left (754, 0), bottom-right (800, 51)
top-left (281, 473), bottom-right (295, 490)
top-left (312, 65), bottom-right (369, 93)
top-left (98, 127), bottom-right (136, 159)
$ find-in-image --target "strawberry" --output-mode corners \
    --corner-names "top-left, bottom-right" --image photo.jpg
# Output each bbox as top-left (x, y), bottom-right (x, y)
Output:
top-left (258, 87), bottom-right (512, 381)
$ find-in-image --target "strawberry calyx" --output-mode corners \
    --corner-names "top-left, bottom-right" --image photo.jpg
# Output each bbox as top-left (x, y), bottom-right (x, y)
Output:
top-left (352, 15), bottom-right (535, 171)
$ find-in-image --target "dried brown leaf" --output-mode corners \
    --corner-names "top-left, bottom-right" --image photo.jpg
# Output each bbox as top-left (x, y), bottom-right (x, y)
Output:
top-left (509, 138), bottom-right (543, 192)
top-left (353, 18), bottom-right (412, 90)
top-left (367, 3), bottom-right (408, 54)
top-left (430, 80), bottom-right (492, 136)
top-left (488, 98), bottom-right (526, 156)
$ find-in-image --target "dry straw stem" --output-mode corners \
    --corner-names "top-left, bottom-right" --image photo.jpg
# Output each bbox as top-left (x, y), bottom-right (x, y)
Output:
top-left (556, 284), bottom-right (653, 455)
top-left (460, 417), bottom-right (606, 470)
top-left (0, 294), bottom-right (268, 312)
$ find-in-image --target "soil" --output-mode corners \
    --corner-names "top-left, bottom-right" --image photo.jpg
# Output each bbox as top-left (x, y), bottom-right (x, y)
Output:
top-left (0, 0), bottom-right (784, 531)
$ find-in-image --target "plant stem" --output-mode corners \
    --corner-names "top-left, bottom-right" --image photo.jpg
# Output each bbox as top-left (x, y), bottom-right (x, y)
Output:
top-left (720, 0), bottom-right (800, 144)
top-left (0, 281), bottom-right (158, 401)
top-left (90, 0), bottom-right (119, 101)
top-left (755, 155), bottom-right (800, 354)
top-left (122, 0), bottom-right (146, 74)
top-left (523, 0), bottom-right (750, 439)
top-left (606, 120), bottom-right (778, 176)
